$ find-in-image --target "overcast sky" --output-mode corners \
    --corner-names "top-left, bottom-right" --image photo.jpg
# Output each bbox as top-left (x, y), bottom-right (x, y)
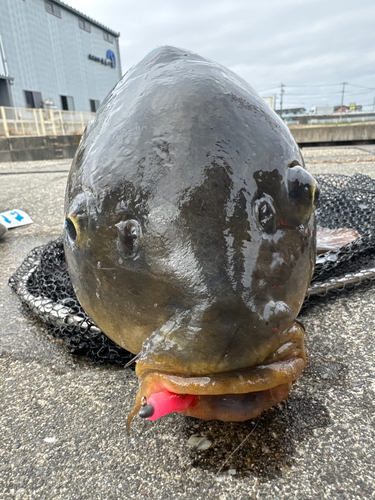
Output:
top-left (71, 0), bottom-right (375, 112)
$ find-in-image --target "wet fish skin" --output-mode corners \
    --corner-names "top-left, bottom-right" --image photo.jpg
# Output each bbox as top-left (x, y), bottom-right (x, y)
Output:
top-left (64, 46), bottom-right (318, 424)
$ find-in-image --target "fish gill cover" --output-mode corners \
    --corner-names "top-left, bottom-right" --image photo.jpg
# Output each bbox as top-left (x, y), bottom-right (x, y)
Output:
top-left (8, 173), bottom-right (375, 365)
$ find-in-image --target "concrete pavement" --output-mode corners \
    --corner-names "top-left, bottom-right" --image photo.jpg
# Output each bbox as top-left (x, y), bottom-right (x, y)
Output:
top-left (0, 149), bottom-right (374, 499)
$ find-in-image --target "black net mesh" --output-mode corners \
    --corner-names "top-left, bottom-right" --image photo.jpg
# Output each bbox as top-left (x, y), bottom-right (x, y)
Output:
top-left (8, 238), bottom-right (134, 366)
top-left (304, 173), bottom-right (375, 306)
top-left (8, 173), bottom-right (375, 364)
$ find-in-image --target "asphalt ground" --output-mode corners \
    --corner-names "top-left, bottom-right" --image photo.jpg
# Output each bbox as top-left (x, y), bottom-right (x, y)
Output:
top-left (0, 147), bottom-right (375, 500)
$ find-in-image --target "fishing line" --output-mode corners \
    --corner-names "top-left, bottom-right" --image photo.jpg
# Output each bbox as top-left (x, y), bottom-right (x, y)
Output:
top-left (216, 417), bottom-right (261, 475)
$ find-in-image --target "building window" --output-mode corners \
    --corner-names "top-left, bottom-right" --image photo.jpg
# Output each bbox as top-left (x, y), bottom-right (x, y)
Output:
top-left (103, 32), bottom-right (114, 43)
top-left (45, 1), bottom-right (62, 18)
top-left (89, 99), bottom-right (100, 112)
top-left (24, 90), bottom-right (43, 109)
top-left (79, 19), bottom-right (91, 32)
top-left (61, 95), bottom-right (75, 111)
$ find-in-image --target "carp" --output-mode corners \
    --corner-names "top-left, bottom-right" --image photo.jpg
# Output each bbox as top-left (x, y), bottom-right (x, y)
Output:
top-left (63, 46), bottom-right (318, 430)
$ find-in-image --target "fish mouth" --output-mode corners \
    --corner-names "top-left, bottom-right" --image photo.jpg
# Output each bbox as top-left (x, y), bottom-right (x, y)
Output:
top-left (127, 322), bottom-right (306, 431)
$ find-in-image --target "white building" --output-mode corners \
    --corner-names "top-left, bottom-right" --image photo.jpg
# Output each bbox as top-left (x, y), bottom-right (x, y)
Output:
top-left (0, 0), bottom-right (122, 112)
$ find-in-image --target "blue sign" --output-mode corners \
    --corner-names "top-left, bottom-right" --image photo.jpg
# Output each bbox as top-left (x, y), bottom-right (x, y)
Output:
top-left (0, 209), bottom-right (33, 228)
top-left (106, 50), bottom-right (116, 69)
top-left (88, 51), bottom-right (116, 69)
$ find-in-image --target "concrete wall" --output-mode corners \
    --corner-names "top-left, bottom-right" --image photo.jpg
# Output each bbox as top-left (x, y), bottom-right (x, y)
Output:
top-left (0, 134), bottom-right (81, 162)
top-left (289, 122), bottom-right (375, 145)
top-left (2, 123), bottom-right (375, 163)
top-left (0, 0), bottom-right (121, 111)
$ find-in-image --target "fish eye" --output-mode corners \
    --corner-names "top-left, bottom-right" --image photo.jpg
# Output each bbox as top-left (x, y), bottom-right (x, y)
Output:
top-left (65, 217), bottom-right (78, 241)
top-left (287, 165), bottom-right (319, 223)
top-left (288, 166), bottom-right (314, 199)
top-left (254, 196), bottom-right (276, 234)
top-left (116, 219), bottom-right (142, 257)
top-left (313, 183), bottom-right (320, 209)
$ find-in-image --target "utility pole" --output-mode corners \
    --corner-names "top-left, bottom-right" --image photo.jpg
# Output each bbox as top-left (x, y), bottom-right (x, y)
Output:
top-left (340, 82), bottom-right (347, 122)
top-left (280, 84), bottom-right (285, 115)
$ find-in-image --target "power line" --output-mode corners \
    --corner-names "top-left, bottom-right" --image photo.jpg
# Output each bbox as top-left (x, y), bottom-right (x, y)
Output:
top-left (258, 86), bottom-right (281, 93)
top-left (276, 90), bottom-right (346, 97)
top-left (258, 82), bottom-right (375, 94)
top-left (286, 83), bottom-right (342, 88)
top-left (258, 81), bottom-right (375, 112)
top-left (347, 83), bottom-right (375, 90)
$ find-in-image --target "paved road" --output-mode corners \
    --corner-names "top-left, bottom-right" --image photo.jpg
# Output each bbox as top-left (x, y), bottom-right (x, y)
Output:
top-left (0, 149), bottom-right (374, 499)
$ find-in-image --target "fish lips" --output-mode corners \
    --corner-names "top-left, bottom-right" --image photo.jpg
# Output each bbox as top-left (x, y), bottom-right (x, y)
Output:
top-left (127, 321), bottom-right (306, 430)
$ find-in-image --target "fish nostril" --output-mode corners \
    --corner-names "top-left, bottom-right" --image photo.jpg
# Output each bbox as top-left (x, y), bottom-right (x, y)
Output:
top-left (254, 196), bottom-right (277, 234)
top-left (116, 219), bottom-right (142, 254)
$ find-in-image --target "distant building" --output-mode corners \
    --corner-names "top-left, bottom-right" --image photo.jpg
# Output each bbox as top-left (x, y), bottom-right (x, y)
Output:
top-left (333, 105), bottom-right (362, 113)
top-left (275, 107), bottom-right (306, 116)
top-left (310, 106), bottom-right (335, 115)
top-left (0, 0), bottom-right (122, 112)
top-left (333, 106), bottom-right (349, 114)
top-left (262, 96), bottom-right (274, 109)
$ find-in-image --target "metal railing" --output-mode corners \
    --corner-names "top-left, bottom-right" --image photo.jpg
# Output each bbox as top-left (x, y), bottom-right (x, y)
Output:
top-left (284, 112), bottom-right (375, 126)
top-left (0, 106), bottom-right (95, 138)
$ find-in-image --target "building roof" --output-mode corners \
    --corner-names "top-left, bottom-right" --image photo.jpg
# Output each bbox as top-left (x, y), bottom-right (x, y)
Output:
top-left (50, 0), bottom-right (120, 37)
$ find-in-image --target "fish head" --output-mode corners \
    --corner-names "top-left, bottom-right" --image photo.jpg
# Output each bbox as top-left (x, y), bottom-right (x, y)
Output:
top-left (64, 46), bottom-right (318, 426)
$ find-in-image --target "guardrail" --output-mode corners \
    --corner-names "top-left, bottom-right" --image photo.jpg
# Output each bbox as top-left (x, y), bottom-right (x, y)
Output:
top-left (0, 106), bottom-right (95, 137)
top-left (289, 122), bottom-right (375, 146)
top-left (284, 112), bottom-right (375, 126)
